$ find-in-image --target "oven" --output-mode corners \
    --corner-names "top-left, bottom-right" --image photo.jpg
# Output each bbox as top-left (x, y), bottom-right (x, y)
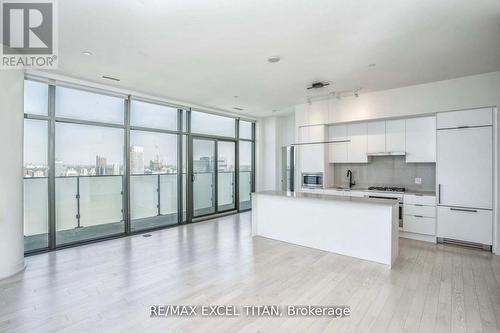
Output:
top-left (367, 194), bottom-right (404, 227)
top-left (301, 173), bottom-right (323, 189)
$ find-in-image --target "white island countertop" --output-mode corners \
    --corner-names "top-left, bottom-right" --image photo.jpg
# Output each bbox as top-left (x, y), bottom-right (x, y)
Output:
top-left (255, 190), bottom-right (399, 205)
top-left (252, 190), bottom-right (399, 268)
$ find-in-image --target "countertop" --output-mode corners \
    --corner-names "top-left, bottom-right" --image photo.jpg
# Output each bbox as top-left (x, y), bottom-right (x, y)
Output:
top-left (324, 186), bottom-right (436, 196)
top-left (253, 190), bottom-right (398, 206)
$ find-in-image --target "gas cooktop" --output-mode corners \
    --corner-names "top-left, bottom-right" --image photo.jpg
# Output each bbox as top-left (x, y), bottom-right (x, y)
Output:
top-left (367, 186), bottom-right (406, 192)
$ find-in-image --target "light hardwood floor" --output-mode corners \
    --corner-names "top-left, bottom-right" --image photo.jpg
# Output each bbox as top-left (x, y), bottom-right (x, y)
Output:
top-left (1, 212), bottom-right (500, 333)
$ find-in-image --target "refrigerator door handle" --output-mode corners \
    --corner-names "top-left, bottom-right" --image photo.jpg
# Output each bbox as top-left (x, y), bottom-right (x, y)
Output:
top-left (450, 207), bottom-right (478, 213)
top-left (438, 184), bottom-right (441, 204)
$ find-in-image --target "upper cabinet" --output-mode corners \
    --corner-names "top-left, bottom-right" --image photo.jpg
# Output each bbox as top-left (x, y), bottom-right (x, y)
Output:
top-left (328, 123), bottom-right (367, 163)
top-left (367, 121), bottom-right (386, 154)
top-left (437, 108), bottom-right (492, 129)
top-left (328, 125), bottom-right (348, 163)
top-left (385, 120), bottom-right (405, 153)
top-left (347, 123), bottom-right (368, 163)
top-left (405, 116), bottom-right (436, 163)
top-left (299, 125), bottom-right (327, 173)
top-left (367, 120), bottom-right (405, 154)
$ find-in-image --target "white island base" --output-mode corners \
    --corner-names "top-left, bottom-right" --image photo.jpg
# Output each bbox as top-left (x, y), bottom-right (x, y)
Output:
top-left (252, 191), bottom-right (399, 268)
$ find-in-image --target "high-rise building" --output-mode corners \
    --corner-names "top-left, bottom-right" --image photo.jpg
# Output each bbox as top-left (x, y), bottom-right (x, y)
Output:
top-left (96, 156), bottom-right (107, 176)
top-left (55, 160), bottom-right (65, 177)
top-left (130, 146), bottom-right (144, 174)
top-left (113, 163), bottom-right (120, 175)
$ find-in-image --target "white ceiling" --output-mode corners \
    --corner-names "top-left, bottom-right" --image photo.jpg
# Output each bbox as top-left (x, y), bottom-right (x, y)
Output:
top-left (51, 0), bottom-right (500, 117)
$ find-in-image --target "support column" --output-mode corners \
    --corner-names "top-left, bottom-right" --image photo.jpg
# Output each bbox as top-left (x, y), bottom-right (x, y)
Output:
top-left (0, 70), bottom-right (25, 280)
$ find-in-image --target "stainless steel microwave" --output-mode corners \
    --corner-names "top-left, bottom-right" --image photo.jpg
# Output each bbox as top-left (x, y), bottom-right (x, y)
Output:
top-left (301, 173), bottom-right (323, 188)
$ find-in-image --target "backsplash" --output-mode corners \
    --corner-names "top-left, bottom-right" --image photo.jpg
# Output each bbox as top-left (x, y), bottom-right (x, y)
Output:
top-left (333, 156), bottom-right (436, 191)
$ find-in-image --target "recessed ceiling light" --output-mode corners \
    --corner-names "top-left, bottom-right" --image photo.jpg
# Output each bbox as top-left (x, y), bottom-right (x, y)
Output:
top-left (267, 56), bottom-right (281, 63)
top-left (233, 107), bottom-right (244, 111)
top-left (82, 51), bottom-right (93, 56)
top-left (102, 75), bottom-right (120, 82)
top-left (368, 63), bottom-right (376, 67)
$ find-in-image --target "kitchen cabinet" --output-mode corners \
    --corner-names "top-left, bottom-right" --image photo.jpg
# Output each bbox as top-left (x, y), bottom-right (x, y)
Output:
top-left (405, 116), bottom-right (436, 162)
top-left (436, 108), bottom-right (493, 247)
top-left (403, 194), bottom-right (436, 236)
top-left (437, 107), bottom-right (492, 129)
top-left (328, 125), bottom-right (348, 163)
top-left (437, 206), bottom-right (492, 245)
top-left (328, 123), bottom-right (367, 163)
top-left (299, 125), bottom-right (326, 173)
top-left (403, 216), bottom-right (436, 236)
top-left (385, 120), bottom-right (405, 153)
top-left (346, 123), bottom-right (368, 163)
top-left (323, 189), bottom-right (345, 196)
top-left (436, 126), bottom-right (492, 209)
top-left (367, 121), bottom-right (386, 154)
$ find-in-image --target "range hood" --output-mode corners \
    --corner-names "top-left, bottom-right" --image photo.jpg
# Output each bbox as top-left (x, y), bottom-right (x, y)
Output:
top-left (367, 151), bottom-right (406, 156)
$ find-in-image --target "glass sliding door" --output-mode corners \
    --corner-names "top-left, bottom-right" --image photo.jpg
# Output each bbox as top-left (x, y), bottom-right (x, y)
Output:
top-left (190, 137), bottom-right (237, 218)
top-left (218, 141), bottom-right (235, 212)
top-left (192, 138), bottom-right (216, 217)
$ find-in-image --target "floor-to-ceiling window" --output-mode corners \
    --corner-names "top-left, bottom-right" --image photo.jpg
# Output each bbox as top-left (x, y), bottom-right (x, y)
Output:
top-left (129, 99), bottom-right (179, 231)
top-left (22, 78), bottom-right (255, 253)
top-left (54, 87), bottom-right (126, 246)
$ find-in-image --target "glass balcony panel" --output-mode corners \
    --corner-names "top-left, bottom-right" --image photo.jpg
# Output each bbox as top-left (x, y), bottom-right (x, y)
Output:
top-left (79, 176), bottom-right (123, 228)
top-left (193, 172), bottom-right (214, 216)
top-left (239, 141), bottom-right (253, 210)
top-left (239, 171), bottom-right (252, 210)
top-left (218, 172), bottom-right (235, 211)
top-left (130, 175), bottom-right (159, 220)
top-left (24, 178), bottom-right (49, 251)
top-left (159, 174), bottom-right (178, 224)
top-left (55, 177), bottom-right (78, 232)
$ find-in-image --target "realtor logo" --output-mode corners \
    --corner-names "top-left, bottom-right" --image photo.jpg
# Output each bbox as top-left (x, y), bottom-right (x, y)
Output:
top-left (1, 0), bottom-right (58, 68)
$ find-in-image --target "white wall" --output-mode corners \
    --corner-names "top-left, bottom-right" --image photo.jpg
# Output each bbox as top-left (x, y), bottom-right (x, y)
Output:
top-left (256, 114), bottom-right (295, 192)
top-left (0, 70), bottom-right (25, 280)
top-left (295, 71), bottom-right (500, 125)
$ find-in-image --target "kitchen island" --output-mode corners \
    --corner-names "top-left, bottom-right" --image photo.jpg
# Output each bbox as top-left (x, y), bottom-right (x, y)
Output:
top-left (252, 191), bottom-right (399, 267)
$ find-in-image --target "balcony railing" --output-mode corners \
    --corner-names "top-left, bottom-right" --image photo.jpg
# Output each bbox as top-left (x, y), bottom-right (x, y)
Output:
top-left (23, 170), bottom-right (253, 246)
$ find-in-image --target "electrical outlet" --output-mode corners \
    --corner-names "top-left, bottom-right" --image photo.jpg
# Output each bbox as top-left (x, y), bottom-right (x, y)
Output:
top-left (414, 177), bottom-right (422, 185)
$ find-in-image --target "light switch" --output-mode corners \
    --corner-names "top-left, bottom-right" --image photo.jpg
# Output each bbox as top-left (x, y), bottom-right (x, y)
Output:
top-left (414, 177), bottom-right (422, 184)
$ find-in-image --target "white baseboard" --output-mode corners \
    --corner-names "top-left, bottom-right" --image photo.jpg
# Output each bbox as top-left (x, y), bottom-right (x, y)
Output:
top-left (399, 231), bottom-right (436, 243)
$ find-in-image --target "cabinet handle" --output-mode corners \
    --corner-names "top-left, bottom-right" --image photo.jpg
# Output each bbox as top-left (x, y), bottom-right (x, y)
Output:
top-left (414, 215), bottom-right (424, 218)
top-left (450, 207), bottom-right (477, 213)
top-left (414, 204), bottom-right (424, 207)
top-left (438, 184), bottom-right (441, 204)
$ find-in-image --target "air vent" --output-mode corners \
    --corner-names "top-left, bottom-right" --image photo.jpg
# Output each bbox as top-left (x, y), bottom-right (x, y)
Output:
top-left (102, 75), bottom-right (120, 82)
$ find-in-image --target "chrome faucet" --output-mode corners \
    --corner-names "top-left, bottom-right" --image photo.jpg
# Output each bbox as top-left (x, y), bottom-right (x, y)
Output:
top-left (346, 169), bottom-right (355, 188)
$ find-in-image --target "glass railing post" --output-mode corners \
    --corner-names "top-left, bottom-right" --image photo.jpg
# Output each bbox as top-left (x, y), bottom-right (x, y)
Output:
top-left (157, 174), bottom-right (161, 216)
top-left (76, 176), bottom-right (81, 228)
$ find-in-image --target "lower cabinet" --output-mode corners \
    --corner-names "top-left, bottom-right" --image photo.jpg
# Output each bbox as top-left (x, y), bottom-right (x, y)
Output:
top-left (437, 206), bottom-right (492, 245)
top-left (402, 194), bottom-right (436, 236)
top-left (403, 215), bottom-right (436, 235)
